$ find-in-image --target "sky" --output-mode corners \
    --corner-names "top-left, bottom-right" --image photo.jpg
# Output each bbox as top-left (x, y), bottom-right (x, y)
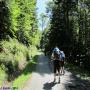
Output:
top-left (36, 0), bottom-right (49, 17)
top-left (36, 0), bottom-right (52, 30)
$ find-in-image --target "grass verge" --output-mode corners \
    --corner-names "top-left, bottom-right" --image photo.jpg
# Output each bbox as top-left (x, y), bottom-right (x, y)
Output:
top-left (0, 66), bottom-right (7, 86)
top-left (12, 54), bottom-right (39, 90)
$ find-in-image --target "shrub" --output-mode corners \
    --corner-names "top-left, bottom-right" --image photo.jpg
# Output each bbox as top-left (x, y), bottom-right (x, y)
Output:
top-left (0, 39), bottom-right (30, 80)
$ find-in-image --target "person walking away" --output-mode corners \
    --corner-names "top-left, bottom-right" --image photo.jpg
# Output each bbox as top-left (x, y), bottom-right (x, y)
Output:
top-left (51, 46), bottom-right (61, 83)
top-left (60, 51), bottom-right (65, 75)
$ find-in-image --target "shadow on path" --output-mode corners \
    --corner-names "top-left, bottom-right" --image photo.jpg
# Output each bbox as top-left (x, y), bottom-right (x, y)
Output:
top-left (43, 81), bottom-right (57, 90)
top-left (22, 54), bottom-right (90, 90)
top-left (63, 71), bottom-right (90, 90)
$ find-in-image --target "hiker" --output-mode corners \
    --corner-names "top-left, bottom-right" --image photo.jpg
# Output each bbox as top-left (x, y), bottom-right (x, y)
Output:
top-left (51, 46), bottom-right (61, 83)
top-left (60, 51), bottom-right (65, 75)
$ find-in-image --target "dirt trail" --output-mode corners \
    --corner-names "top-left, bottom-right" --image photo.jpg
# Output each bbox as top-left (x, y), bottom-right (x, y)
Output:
top-left (22, 54), bottom-right (90, 90)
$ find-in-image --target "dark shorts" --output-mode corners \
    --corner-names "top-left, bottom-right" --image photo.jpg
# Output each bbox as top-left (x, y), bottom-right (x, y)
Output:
top-left (53, 60), bottom-right (60, 73)
top-left (60, 61), bottom-right (64, 67)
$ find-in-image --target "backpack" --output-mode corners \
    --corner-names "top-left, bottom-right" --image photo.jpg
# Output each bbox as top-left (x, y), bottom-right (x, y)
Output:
top-left (60, 51), bottom-right (65, 61)
top-left (53, 50), bottom-right (60, 60)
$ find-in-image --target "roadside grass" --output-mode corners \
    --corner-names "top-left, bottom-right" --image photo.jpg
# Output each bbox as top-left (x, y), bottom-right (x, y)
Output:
top-left (65, 63), bottom-right (90, 81)
top-left (0, 66), bottom-right (7, 86)
top-left (12, 53), bottom-right (40, 90)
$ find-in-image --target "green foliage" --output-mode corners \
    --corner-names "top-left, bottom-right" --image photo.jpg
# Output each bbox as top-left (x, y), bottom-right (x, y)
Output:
top-left (0, 0), bottom-right (11, 39)
top-left (0, 39), bottom-right (30, 81)
top-left (1, 38), bottom-right (28, 61)
top-left (0, 0), bottom-right (40, 46)
top-left (65, 63), bottom-right (90, 81)
top-left (0, 0), bottom-right (41, 86)
top-left (0, 38), bottom-right (40, 84)
top-left (31, 30), bottom-right (42, 47)
top-left (0, 0), bottom-right (41, 45)
top-left (0, 66), bottom-right (7, 85)
top-left (43, 0), bottom-right (90, 70)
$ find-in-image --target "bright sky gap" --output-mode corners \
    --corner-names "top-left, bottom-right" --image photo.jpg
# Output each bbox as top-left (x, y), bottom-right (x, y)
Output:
top-left (36, 0), bottom-right (52, 31)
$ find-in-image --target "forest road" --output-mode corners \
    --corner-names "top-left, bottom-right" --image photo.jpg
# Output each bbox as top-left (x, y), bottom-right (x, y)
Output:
top-left (22, 54), bottom-right (90, 90)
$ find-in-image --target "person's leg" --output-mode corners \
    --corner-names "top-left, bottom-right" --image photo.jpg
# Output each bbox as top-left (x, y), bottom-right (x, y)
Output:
top-left (62, 61), bottom-right (65, 75)
top-left (60, 61), bottom-right (63, 74)
top-left (53, 61), bottom-right (56, 82)
top-left (58, 61), bottom-right (61, 75)
top-left (62, 66), bottom-right (65, 75)
top-left (59, 61), bottom-right (61, 74)
top-left (57, 61), bottom-right (61, 83)
top-left (54, 73), bottom-right (56, 82)
top-left (60, 67), bottom-right (62, 74)
top-left (57, 67), bottom-right (60, 83)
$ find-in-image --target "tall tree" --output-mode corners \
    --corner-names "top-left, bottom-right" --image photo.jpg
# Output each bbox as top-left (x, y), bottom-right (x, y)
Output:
top-left (42, 0), bottom-right (90, 70)
top-left (0, 0), bottom-right (11, 39)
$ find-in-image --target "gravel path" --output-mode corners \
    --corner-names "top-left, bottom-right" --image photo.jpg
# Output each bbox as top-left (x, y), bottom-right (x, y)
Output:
top-left (22, 54), bottom-right (90, 90)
